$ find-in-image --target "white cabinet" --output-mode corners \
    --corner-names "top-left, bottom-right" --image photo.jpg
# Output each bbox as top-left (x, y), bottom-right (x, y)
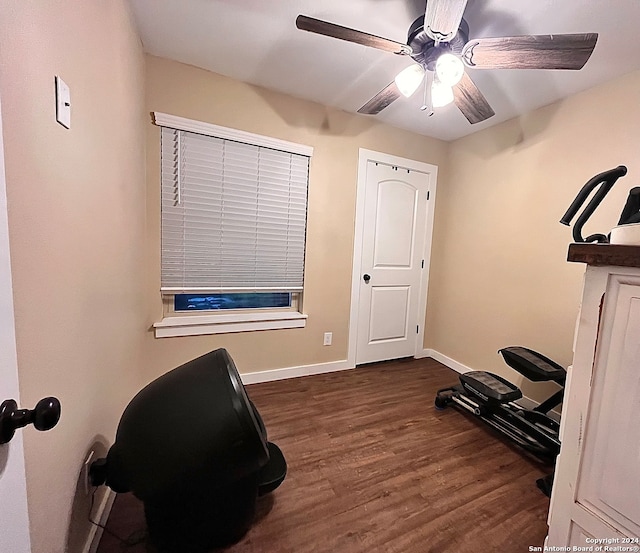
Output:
top-left (547, 245), bottom-right (640, 547)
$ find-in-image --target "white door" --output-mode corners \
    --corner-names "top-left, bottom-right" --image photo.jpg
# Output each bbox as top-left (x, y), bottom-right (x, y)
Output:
top-left (356, 161), bottom-right (429, 364)
top-left (0, 85), bottom-right (32, 552)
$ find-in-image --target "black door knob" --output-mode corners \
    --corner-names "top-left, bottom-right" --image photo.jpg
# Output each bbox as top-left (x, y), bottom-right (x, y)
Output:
top-left (363, 274), bottom-right (371, 283)
top-left (0, 397), bottom-right (61, 444)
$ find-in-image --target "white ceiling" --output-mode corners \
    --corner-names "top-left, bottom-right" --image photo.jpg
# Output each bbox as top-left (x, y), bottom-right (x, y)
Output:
top-left (128, 0), bottom-right (640, 141)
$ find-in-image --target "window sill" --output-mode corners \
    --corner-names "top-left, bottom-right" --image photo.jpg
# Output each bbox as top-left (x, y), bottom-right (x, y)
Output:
top-left (153, 311), bottom-right (308, 338)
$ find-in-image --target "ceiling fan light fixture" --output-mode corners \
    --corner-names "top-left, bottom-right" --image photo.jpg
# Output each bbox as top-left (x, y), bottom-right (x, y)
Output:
top-left (431, 79), bottom-right (454, 108)
top-left (394, 64), bottom-right (426, 98)
top-left (435, 53), bottom-right (464, 86)
top-left (296, 11), bottom-right (598, 126)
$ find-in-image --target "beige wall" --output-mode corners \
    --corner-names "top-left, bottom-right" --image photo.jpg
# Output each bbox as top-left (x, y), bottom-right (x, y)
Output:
top-left (425, 70), bottom-right (640, 399)
top-left (142, 55), bottom-right (449, 382)
top-left (0, 2), bottom-right (146, 552)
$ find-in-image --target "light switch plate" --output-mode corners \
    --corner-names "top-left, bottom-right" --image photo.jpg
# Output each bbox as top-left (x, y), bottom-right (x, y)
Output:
top-left (55, 76), bottom-right (71, 129)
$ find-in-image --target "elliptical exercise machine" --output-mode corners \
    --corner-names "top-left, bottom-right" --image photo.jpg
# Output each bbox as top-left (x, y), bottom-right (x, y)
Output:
top-left (435, 346), bottom-right (566, 464)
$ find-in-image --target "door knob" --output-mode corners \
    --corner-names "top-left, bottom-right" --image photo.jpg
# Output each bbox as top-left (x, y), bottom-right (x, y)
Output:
top-left (0, 397), bottom-right (61, 444)
top-left (363, 274), bottom-right (371, 283)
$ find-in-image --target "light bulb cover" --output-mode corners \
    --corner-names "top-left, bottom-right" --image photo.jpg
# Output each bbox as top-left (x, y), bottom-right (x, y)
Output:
top-left (394, 64), bottom-right (426, 98)
top-left (435, 53), bottom-right (464, 87)
top-left (431, 80), bottom-right (454, 108)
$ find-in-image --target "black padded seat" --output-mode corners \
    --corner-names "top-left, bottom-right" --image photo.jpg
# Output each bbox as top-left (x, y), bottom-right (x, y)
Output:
top-left (460, 371), bottom-right (523, 403)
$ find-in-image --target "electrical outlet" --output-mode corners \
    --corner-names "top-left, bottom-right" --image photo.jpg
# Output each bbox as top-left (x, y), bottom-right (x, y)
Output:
top-left (82, 450), bottom-right (95, 495)
top-left (323, 332), bottom-right (332, 346)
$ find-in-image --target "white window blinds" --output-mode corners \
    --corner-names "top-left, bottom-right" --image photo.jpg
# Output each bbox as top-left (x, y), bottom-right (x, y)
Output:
top-left (160, 127), bottom-right (310, 292)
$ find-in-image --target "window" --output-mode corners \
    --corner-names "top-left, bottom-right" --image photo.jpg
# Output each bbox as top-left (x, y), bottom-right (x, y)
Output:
top-left (152, 113), bottom-right (312, 338)
top-left (174, 293), bottom-right (292, 312)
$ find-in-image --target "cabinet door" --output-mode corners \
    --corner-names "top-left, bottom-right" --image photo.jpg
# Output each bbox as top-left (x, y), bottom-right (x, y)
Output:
top-left (576, 276), bottom-right (640, 537)
top-left (548, 268), bottom-right (640, 546)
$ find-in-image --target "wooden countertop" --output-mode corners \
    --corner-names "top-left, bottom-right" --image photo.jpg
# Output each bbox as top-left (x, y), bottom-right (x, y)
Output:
top-left (568, 243), bottom-right (640, 268)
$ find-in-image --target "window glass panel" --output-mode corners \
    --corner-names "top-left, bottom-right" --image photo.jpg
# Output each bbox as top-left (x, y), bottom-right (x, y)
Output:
top-left (174, 293), bottom-right (292, 311)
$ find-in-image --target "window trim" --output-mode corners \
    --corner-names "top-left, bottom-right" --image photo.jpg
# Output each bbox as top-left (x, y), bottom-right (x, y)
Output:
top-left (153, 112), bottom-right (313, 157)
top-left (153, 310), bottom-right (308, 338)
top-left (153, 113), bottom-right (312, 338)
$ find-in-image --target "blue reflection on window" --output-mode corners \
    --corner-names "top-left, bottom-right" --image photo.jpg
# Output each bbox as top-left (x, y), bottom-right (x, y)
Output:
top-left (175, 293), bottom-right (292, 311)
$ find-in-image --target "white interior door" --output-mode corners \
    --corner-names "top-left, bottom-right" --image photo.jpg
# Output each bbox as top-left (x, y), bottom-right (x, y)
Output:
top-left (356, 161), bottom-right (429, 365)
top-left (0, 85), bottom-right (32, 553)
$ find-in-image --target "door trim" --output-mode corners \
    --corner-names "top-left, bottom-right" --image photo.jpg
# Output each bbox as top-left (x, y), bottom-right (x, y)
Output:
top-left (0, 74), bottom-right (32, 552)
top-left (348, 149), bottom-right (438, 367)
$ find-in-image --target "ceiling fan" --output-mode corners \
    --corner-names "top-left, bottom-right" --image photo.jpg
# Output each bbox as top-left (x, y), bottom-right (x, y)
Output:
top-left (296, 0), bottom-right (598, 124)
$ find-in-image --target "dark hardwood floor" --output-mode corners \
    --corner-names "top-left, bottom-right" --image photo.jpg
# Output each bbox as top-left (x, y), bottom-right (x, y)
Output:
top-left (96, 358), bottom-right (550, 553)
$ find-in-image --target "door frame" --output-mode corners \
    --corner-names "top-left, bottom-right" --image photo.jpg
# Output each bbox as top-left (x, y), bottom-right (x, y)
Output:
top-left (0, 76), bottom-right (32, 552)
top-left (347, 148), bottom-right (438, 366)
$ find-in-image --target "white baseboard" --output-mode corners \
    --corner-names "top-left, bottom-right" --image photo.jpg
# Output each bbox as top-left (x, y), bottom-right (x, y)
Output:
top-left (241, 348), bottom-right (474, 386)
top-left (84, 488), bottom-right (116, 553)
top-left (424, 348), bottom-right (474, 374)
top-left (240, 358), bottom-right (355, 385)
top-left (240, 350), bottom-right (469, 386)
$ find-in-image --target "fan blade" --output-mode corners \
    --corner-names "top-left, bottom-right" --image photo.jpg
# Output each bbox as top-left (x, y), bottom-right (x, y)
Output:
top-left (424, 0), bottom-right (468, 43)
top-left (296, 15), bottom-right (412, 55)
top-left (453, 72), bottom-right (495, 124)
top-left (357, 82), bottom-right (402, 115)
top-left (461, 34), bottom-right (598, 70)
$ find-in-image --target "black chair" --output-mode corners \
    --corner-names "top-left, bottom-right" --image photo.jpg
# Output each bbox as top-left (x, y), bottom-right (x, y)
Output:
top-left (92, 348), bottom-right (287, 551)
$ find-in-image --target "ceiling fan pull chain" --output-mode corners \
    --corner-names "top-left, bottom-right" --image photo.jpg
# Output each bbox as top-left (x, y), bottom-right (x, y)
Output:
top-left (420, 71), bottom-right (434, 116)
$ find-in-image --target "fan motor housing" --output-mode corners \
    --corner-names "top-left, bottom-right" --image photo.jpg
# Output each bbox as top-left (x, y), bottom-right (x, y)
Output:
top-left (407, 15), bottom-right (469, 70)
